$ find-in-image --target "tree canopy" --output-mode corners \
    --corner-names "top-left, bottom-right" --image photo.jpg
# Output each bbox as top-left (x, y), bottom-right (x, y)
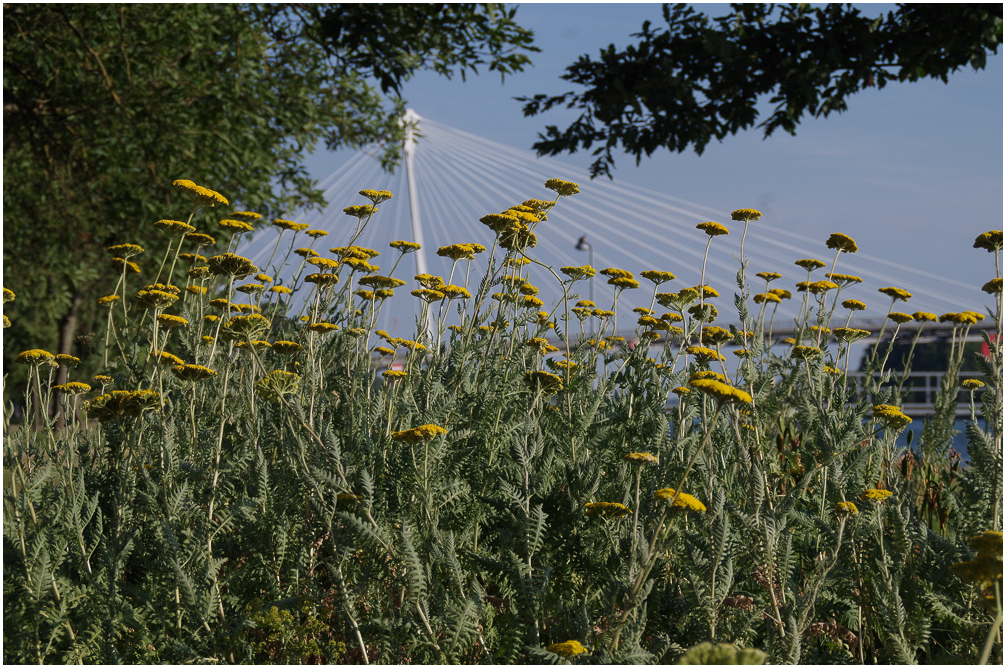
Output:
top-left (2, 3), bottom-right (535, 388)
top-left (520, 3), bottom-right (1003, 178)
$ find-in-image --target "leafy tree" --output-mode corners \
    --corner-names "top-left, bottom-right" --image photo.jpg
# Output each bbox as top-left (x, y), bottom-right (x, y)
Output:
top-left (2, 3), bottom-right (535, 399)
top-left (520, 3), bottom-right (1002, 178)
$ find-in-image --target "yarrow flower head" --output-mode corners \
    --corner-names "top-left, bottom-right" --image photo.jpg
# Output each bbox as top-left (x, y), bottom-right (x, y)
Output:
top-left (640, 270), bottom-right (676, 284)
top-left (523, 370), bottom-right (563, 395)
top-left (544, 178), bottom-right (580, 197)
top-left (962, 379), bottom-right (985, 390)
top-left (872, 404), bottom-right (912, 430)
top-left (879, 286), bottom-right (912, 302)
top-left (16, 349), bottom-right (55, 366)
top-left (219, 219), bottom-right (254, 232)
top-left (560, 265), bottom-right (596, 281)
top-left (255, 370), bottom-right (301, 403)
top-left (54, 381), bottom-right (91, 395)
top-left (982, 278), bottom-right (1003, 294)
top-left (696, 221), bottom-right (729, 237)
top-left (359, 189), bottom-right (394, 204)
top-left (273, 219), bottom-right (310, 232)
top-left (390, 240), bottom-right (421, 253)
top-left (825, 233), bottom-right (859, 253)
top-left (836, 501), bottom-right (859, 516)
top-left (584, 502), bottom-right (632, 518)
top-left (207, 253), bottom-right (257, 278)
top-left (834, 327), bottom-right (871, 343)
top-left (731, 208), bottom-right (762, 222)
top-left (842, 299), bottom-right (867, 311)
top-left (654, 488), bottom-right (706, 512)
top-left (795, 258), bottom-right (826, 272)
top-left (107, 243), bottom-right (144, 257)
top-left (690, 378), bottom-right (752, 404)
top-left (153, 219), bottom-right (196, 236)
top-left (547, 640), bottom-right (587, 657)
top-left (861, 489), bottom-right (893, 502)
top-left (172, 179), bottom-right (227, 207)
top-left (623, 452), bottom-right (659, 465)
top-left (392, 424), bottom-right (447, 444)
top-left (170, 364), bottom-right (217, 382)
top-left (973, 230), bottom-right (1003, 252)
top-left (344, 204), bottom-right (378, 219)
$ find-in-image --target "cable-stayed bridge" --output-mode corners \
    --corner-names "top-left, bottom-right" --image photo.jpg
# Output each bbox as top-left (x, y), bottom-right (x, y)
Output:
top-left (238, 112), bottom-right (996, 345)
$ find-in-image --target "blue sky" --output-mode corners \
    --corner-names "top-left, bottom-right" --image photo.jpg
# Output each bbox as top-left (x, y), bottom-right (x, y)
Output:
top-left (300, 3), bottom-right (1003, 294)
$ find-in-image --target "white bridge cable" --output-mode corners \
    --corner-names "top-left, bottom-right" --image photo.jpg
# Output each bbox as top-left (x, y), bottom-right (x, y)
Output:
top-left (236, 112), bottom-right (986, 338)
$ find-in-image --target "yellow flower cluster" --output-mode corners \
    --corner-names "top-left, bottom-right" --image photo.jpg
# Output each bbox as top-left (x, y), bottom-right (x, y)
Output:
top-left (171, 364), bottom-right (217, 382)
top-left (687, 346), bottom-right (725, 362)
top-left (795, 258), bottom-right (826, 271)
top-left (559, 265), bottom-right (596, 281)
top-left (107, 243), bottom-right (144, 257)
top-left (623, 452), bottom-right (658, 465)
top-left (86, 389), bottom-right (160, 422)
top-left (753, 293), bottom-right (781, 304)
top-left (842, 299), bottom-right (867, 311)
top-left (834, 327), bottom-right (871, 343)
top-left (640, 269), bottom-right (676, 284)
top-left (696, 221), bottom-right (729, 237)
top-left (654, 488), bottom-right (706, 512)
top-left (523, 370), bottom-right (564, 395)
top-left (790, 345), bottom-right (822, 361)
top-left (16, 349), bottom-right (56, 366)
top-left (544, 178), bottom-right (580, 197)
top-left (546, 640), bottom-right (587, 657)
top-left (825, 232), bottom-right (858, 253)
top-left (878, 286), bottom-right (912, 301)
top-left (186, 232), bottom-right (217, 246)
top-left (154, 219), bottom-right (197, 236)
top-left (689, 378), bottom-right (752, 404)
top-left (254, 370), bottom-right (301, 403)
top-left (973, 230), bottom-right (1003, 252)
top-left (392, 424), bottom-right (448, 443)
top-left (731, 208), bottom-right (762, 222)
top-left (861, 489), bottom-right (893, 502)
top-left (172, 179), bottom-right (228, 207)
top-left (359, 189), bottom-right (394, 204)
top-left (390, 240), bottom-right (421, 253)
top-left (208, 253), bottom-right (257, 278)
top-left (835, 501), bottom-right (859, 516)
top-left (951, 536), bottom-right (1004, 589)
top-left (305, 273), bottom-right (340, 288)
top-left (151, 351), bottom-right (184, 367)
top-left (584, 502), bottom-right (632, 518)
top-left (157, 314), bottom-right (188, 329)
top-left (219, 219), bottom-right (254, 232)
top-left (273, 219), bottom-right (310, 232)
top-left (54, 382), bottom-right (91, 395)
top-left (939, 312), bottom-right (982, 325)
top-left (437, 243), bottom-right (483, 261)
top-left (343, 204), bottom-right (378, 219)
top-left (872, 404), bottom-right (912, 430)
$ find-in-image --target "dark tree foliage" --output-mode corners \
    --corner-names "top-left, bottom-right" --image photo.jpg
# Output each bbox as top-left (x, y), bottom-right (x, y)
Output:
top-left (520, 3), bottom-right (1002, 178)
top-left (2, 3), bottom-right (535, 391)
